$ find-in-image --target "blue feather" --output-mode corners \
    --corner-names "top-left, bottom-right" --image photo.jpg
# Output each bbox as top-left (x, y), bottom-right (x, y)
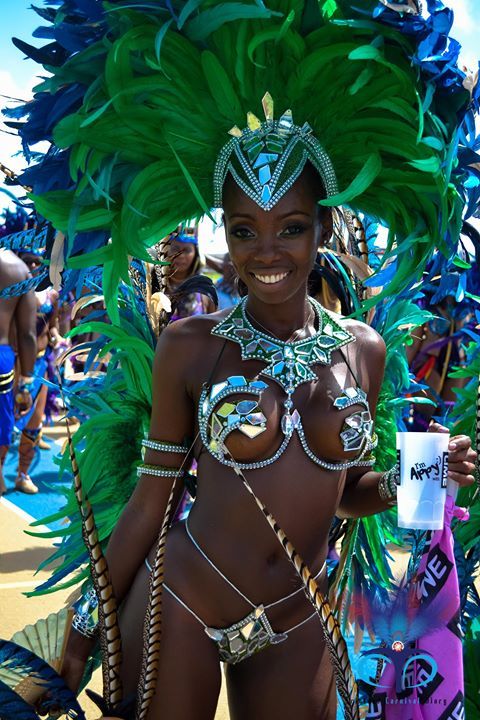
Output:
top-left (0, 680), bottom-right (38, 719)
top-left (0, 639), bottom-right (85, 719)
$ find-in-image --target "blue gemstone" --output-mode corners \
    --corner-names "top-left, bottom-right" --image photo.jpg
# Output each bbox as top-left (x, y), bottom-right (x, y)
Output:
top-left (251, 380), bottom-right (268, 390)
top-left (261, 185), bottom-right (272, 203)
top-left (237, 400), bottom-right (257, 415)
top-left (253, 153), bottom-right (278, 169)
top-left (247, 412), bottom-right (266, 426)
top-left (227, 414), bottom-right (241, 426)
top-left (228, 375), bottom-right (247, 386)
top-left (258, 165), bottom-right (272, 185)
top-left (259, 338), bottom-right (279, 352)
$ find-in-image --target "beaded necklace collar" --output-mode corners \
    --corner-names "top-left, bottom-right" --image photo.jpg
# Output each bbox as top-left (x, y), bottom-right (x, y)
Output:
top-left (211, 296), bottom-right (355, 437)
top-left (212, 296), bottom-right (355, 394)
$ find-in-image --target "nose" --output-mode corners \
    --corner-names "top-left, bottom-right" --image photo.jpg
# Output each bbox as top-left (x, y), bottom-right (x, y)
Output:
top-left (252, 234), bottom-right (281, 265)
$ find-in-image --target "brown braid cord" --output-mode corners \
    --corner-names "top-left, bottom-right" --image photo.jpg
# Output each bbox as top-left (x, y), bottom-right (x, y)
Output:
top-left (351, 214), bottom-right (368, 266)
top-left (228, 456), bottom-right (360, 720)
top-left (65, 418), bottom-right (123, 709)
top-left (135, 473), bottom-right (181, 720)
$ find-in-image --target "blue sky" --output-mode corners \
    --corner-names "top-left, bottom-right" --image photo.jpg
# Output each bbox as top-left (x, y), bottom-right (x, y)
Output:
top-left (0, 0), bottom-right (479, 212)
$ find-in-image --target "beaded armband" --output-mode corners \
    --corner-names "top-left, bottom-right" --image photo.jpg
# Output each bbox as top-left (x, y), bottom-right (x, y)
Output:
top-left (72, 585), bottom-right (99, 639)
top-left (137, 464), bottom-right (182, 478)
top-left (141, 438), bottom-right (189, 454)
top-left (378, 464), bottom-right (399, 506)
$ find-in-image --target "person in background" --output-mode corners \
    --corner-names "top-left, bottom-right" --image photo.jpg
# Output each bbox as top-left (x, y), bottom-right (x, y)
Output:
top-left (15, 251), bottom-right (63, 492)
top-left (151, 231), bottom-right (216, 321)
top-left (205, 252), bottom-right (240, 310)
top-left (0, 249), bottom-right (37, 494)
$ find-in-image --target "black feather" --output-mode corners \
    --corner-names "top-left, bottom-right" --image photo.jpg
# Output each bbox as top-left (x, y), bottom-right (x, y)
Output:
top-left (170, 274), bottom-right (218, 310)
top-left (11, 38), bottom-right (68, 67)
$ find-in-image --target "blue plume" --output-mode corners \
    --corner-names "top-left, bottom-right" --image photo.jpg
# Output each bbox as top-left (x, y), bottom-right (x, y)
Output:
top-left (0, 639), bottom-right (85, 719)
top-left (0, 679), bottom-right (38, 719)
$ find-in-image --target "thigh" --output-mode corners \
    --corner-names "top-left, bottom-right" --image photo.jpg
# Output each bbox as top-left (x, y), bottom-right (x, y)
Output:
top-left (119, 557), bottom-right (222, 720)
top-left (226, 615), bottom-right (336, 720)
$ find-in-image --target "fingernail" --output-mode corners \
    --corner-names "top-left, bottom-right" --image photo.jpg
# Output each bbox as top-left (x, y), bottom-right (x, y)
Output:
top-left (449, 443), bottom-right (457, 450)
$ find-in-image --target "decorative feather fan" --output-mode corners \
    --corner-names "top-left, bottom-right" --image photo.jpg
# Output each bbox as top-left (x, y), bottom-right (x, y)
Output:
top-left (0, 636), bottom-right (84, 719)
top-left (0, 610), bottom-right (70, 705)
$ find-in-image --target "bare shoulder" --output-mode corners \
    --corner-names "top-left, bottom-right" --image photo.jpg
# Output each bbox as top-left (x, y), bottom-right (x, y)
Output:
top-left (326, 309), bottom-right (385, 357)
top-left (343, 317), bottom-right (385, 359)
top-left (153, 309), bottom-right (231, 376)
top-left (0, 250), bottom-right (29, 285)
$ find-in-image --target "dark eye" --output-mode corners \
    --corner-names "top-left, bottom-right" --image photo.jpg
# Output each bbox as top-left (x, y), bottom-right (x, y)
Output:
top-left (230, 226), bottom-right (255, 239)
top-left (282, 224), bottom-right (307, 236)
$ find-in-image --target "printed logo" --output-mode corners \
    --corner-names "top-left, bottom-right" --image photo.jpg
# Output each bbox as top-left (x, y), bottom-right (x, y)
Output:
top-left (406, 451), bottom-right (449, 488)
top-left (414, 546), bottom-right (453, 602)
top-left (437, 691), bottom-right (465, 720)
top-left (410, 455), bottom-right (442, 482)
top-left (358, 642), bottom-right (438, 696)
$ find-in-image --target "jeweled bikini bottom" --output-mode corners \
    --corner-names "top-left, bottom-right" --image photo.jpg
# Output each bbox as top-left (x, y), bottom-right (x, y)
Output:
top-left (145, 518), bottom-right (325, 664)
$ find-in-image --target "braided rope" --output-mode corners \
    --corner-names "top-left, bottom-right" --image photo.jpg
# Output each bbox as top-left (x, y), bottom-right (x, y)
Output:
top-left (154, 238), bottom-right (171, 336)
top-left (65, 418), bottom-right (123, 709)
top-left (135, 474), bottom-right (180, 719)
top-left (229, 457), bottom-right (359, 720)
top-left (352, 215), bottom-right (368, 266)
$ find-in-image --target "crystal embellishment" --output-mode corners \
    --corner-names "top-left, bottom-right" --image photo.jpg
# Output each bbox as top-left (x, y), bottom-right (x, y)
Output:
top-left (213, 93), bottom-right (339, 212)
top-left (199, 310), bottom-right (377, 472)
top-left (212, 297), bottom-right (355, 394)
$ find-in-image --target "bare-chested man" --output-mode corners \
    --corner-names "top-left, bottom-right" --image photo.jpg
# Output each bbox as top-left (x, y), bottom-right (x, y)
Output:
top-left (0, 249), bottom-right (37, 494)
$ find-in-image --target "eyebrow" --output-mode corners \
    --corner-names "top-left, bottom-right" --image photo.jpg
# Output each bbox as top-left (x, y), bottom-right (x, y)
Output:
top-left (229, 211), bottom-right (312, 220)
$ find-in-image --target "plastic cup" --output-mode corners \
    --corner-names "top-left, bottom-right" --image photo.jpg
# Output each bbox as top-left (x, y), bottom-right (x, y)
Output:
top-left (396, 432), bottom-right (449, 530)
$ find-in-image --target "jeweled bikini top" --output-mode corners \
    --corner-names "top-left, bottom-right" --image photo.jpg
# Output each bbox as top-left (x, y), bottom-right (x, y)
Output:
top-left (198, 298), bottom-right (377, 471)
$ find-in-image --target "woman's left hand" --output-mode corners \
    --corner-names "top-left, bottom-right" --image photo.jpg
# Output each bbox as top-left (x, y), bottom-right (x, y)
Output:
top-left (428, 422), bottom-right (477, 487)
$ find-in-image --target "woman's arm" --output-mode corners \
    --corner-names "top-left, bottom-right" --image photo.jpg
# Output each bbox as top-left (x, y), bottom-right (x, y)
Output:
top-left (62, 319), bottom-right (196, 681)
top-left (337, 325), bottom-right (387, 518)
top-left (338, 326), bottom-right (476, 518)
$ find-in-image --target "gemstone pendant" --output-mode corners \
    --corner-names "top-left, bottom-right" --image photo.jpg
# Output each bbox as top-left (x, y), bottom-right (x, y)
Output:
top-left (281, 413), bottom-right (293, 436)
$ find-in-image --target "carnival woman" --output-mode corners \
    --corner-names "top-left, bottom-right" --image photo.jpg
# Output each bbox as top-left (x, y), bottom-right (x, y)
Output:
top-left (60, 149), bottom-right (476, 719)
top-left (8, 1), bottom-right (478, 718)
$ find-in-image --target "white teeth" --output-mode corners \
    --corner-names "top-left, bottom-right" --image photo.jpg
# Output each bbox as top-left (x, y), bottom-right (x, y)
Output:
top-left (253, 272), bottom-right (288, 284)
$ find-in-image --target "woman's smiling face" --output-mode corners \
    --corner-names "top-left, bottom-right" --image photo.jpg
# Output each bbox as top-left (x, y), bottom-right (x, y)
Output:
top-left (223, 166), bottom-right (331, 305)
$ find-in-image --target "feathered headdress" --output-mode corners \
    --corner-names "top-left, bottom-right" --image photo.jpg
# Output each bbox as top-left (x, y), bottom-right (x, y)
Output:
top-left (10, 0), bottom-right (472, 319)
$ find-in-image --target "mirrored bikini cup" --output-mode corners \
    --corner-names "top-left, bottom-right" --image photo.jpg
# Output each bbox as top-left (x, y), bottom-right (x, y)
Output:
top-left (199, 298), bottom-right (377, 471)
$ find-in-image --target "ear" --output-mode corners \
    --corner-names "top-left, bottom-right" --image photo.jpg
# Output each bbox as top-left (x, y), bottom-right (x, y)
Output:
top-left (319, 207), bottom-right (333, 247)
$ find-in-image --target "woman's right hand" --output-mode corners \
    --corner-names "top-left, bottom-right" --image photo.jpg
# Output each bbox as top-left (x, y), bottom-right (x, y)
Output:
top-left (35, 629), bottom-right (94, 716)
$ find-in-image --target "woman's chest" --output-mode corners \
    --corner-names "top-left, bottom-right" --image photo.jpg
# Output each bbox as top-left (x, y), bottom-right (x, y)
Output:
top-left (194, 352), bottom-right (373, 467)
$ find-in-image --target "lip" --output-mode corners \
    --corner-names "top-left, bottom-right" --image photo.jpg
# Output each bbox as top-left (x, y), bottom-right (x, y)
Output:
top-left (249, 270), bottom-right (292, 286)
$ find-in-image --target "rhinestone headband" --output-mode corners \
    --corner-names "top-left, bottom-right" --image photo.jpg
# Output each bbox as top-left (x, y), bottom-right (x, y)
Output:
top-left (213, 93), bottom-right (338, 211)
